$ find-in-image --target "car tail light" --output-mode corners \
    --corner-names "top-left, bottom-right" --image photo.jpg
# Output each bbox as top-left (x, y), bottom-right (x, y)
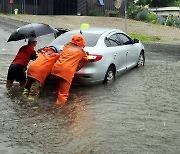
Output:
top-left (87, 54), bottom-right (102, 62)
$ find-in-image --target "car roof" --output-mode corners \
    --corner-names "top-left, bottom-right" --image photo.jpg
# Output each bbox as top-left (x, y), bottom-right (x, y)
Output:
top-left (67, 27), bottom-right (124, 35)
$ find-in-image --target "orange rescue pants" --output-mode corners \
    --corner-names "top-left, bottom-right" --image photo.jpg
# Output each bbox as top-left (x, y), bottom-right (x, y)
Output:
top-left (55, 77), bottom-right (71, 105)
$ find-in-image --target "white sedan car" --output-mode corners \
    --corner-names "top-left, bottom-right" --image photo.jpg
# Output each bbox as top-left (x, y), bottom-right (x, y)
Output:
top-left (50, 27), bottom-right (145, 85)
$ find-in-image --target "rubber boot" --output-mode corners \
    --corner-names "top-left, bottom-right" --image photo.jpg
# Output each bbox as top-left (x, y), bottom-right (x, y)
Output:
top-left (22, 88), bottom-right (29, 98)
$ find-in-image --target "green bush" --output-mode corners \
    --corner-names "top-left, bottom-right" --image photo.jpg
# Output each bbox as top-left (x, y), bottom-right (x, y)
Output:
top-left (169, 0), bottom-right (180, 7)
top-left (174, 1), bottom-right (180, 6)
top-left (174, 17), bottom-right (180, 28)
top-left (165, 16), bottom-right (180, 28)
top-left (127, 3), bottom-right (143, 19)
top-left (165, 15), bottom-right (174, 26)
top-left (127, 3), bottom-right (180, 28)
top-left (147, 12), bottom-right (158, 23)
top-left (135, 9), bottom-right (149, 21)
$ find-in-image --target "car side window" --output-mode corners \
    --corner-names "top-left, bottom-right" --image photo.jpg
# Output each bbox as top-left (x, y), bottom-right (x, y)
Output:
top-left (104, 38), bottom-right (111, 47)
top-left (117, 33), bottom-right (132, 45)
top-left (104, 34), bottom-right (120, 47)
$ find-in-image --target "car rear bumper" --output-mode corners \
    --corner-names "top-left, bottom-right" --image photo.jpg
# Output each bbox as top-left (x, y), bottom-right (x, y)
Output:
top-left (73, 62), bottom-right (106, 85)
top-left (73, 73), bottom-right (103, 85)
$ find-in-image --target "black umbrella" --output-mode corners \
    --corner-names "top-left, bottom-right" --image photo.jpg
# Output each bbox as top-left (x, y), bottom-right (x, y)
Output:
top-left (7, 23), bottom-right (58, 42)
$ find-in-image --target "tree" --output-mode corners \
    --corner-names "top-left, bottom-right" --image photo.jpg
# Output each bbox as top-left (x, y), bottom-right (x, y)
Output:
top-left (136, 0), bottom-right (152, 6)
top-left (151, 0), bottom-right (171, 7)
top-left (135, 0), bottom-right (176, 7)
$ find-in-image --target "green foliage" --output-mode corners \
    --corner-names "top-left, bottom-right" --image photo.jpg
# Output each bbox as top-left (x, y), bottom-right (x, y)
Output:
top-left (135, 0), bottom-right (179, 7)
top-left (165, 15), bottom-right (180, 27)
top-left (135, 9), bottom-right (149, 21)
top-left (173, 17), bottom-right (180, 28)
top-left (172, 0), bottom-right (180, 6)
top-left (127, 3), bottom-right (143, 18)
top-left (165, 15), bottom-right (174, 26)
top-left (136, 0), bottom-right (152, 6)
top-left (150, 0), bottom-right (170, 7)
top-left (127, 2), bottom-right (179, 28)
top-left (147, 12), bottom-right (158, 23)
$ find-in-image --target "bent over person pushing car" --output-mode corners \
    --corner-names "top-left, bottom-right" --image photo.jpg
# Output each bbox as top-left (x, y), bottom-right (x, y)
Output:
top-left (51, 34), bottom-right (88, 107)
top-left (22, 46), bottom-right (61, 102)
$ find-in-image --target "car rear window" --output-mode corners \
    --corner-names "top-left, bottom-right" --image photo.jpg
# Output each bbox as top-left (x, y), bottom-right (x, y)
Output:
top-left (50, 32), bottom-right (101, 47)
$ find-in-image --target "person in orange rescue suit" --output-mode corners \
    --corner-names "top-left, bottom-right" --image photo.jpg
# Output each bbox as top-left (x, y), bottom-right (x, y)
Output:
top-left (51, 34), bottom-right (88, 107)
top-left (22, 46), bottom-right (61, 101)
top-left (6, 37), bottom-right (37, 90)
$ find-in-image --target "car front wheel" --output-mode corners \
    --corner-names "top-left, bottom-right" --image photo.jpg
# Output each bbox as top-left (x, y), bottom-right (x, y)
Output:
top-left (137, 52), bottom-right (145, 67)
top-left (103, 67), bottom-right (115, 83)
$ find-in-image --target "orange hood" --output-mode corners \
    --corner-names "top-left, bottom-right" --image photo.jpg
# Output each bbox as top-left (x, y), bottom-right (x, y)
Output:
top-left (69, 35), bottom-right (86, 48)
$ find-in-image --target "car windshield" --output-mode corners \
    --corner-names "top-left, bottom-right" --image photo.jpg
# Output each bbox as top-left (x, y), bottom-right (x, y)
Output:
top-left (50, 32), bottom-right (101, 47)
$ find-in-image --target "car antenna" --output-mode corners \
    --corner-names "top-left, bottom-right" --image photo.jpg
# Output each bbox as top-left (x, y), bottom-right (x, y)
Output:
top-left (80, 30), bottom-right (82, 34)
top-left (80, 23), bottom-right (89, 35)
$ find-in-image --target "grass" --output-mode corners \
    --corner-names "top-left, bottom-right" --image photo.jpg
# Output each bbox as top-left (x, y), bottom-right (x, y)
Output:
top-left (129, 33), bottom-right (162, 42)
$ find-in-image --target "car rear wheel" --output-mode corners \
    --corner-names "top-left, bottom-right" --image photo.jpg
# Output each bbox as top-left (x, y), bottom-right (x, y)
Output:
top-left (103, 67), bottom-right (115, 83)
top-left (137, 52), bottom-right (145, 67)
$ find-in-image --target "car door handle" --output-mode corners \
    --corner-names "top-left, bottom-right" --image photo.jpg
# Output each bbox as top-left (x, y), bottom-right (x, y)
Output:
top-left (126, 51), bottom-right (129, 56)
top-left (114, 53), bottom-right (117, 59)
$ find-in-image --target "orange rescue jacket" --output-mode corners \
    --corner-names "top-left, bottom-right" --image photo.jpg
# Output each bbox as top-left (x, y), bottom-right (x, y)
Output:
top-left (27, 48), bottom-right (60, 85)
top-left (51, 35), bottom-right (88, 84)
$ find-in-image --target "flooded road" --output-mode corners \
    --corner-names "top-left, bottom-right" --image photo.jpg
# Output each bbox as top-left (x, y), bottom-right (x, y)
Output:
top-left (0, 17), bottom-right (180, 154)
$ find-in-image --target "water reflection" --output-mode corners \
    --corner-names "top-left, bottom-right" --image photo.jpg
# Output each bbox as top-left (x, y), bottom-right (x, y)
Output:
top-left (1, 42), bottom-right (180, 153)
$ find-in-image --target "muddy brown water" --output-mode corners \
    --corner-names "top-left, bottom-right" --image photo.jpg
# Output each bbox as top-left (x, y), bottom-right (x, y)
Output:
top-left (0, 17), bottom-right (180, 154)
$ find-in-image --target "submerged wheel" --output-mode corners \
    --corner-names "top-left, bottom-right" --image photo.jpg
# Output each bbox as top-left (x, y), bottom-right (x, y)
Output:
top-left (137, 52), bottom-right (145, 67)
top-left (103, 67), bottom-right (115, 83)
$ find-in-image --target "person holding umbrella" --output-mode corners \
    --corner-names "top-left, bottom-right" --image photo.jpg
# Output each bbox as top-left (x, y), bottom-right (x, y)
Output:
top-left (51, 34), bottom-right (88, 107)
top-left (6, 37), bottom-right (37, 90)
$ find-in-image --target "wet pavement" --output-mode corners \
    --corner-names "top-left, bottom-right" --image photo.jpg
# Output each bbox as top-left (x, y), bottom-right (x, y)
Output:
top-left (0, 17), bottom-right (180, 154)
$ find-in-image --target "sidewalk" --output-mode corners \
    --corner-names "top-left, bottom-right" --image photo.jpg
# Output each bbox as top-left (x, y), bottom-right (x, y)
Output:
top-left (1, 14), bottom-right (180, 42)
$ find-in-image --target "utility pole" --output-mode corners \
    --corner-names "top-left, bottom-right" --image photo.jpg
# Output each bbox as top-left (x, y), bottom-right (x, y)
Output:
top-left (21, 0), bottom-right (23, 13)
top-left (21, 0), bottom-right (25, 14)
top-left (124, 0), bottom-right (127, 33)
top-left (24, 0), bottom-right (25, 14)
top-left (36, 0), bottom-right (37, 14)
top-left (34, 0), bottom-right (35, 14)
top-left (114, 0), bottom-right (128, 33)
top-left (33, 0), bottom-right (37, 14)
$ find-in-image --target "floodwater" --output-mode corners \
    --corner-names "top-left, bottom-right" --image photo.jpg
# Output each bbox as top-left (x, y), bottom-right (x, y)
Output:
top-left (0, 17), bottom-right (180, 154)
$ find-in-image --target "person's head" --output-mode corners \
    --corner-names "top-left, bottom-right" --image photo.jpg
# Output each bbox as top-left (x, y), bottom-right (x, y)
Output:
top-left (28, 37), bottom-right (37, 46)
top-left (50, 45), bottom-right (62, 53)
top-left (41, 46), bottom-right (56, 53)
top-left (70, 34), bottom-right (86, 48)
top-left (42, 46), bottom-right (61, 53)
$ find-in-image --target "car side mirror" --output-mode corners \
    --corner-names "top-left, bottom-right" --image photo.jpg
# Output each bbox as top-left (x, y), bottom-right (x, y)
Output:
top-left (133, 38), bottom-right (139, 43)
top-left (54, 28), bottom-right (70, 38)
top-left (105, 37), bottom-right (109, 41)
